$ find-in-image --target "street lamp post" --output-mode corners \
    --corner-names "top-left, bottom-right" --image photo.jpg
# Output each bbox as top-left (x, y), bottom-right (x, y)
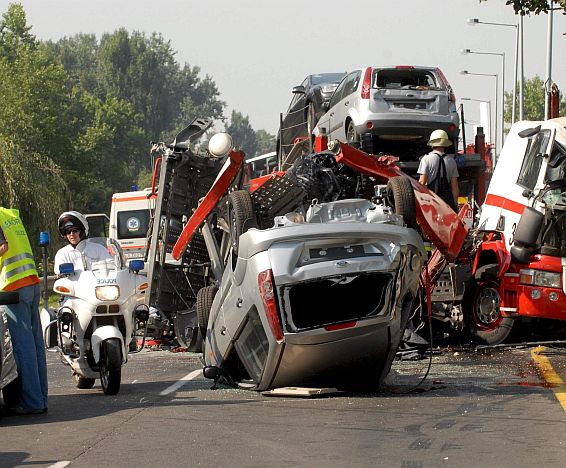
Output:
top-left (460, 71), bottom-right (499, 157)
top-left (461, 49), bottom-right (505, 152)
top-left (467, 18), bottom-right (520, 122)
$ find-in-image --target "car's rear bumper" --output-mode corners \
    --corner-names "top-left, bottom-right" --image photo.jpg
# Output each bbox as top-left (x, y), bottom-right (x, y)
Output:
top-left (354, 113), bottom-right (459, 139)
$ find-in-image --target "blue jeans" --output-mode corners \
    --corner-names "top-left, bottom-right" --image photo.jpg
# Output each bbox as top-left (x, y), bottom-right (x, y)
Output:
top-left (4, 283), bottom-right (48, 410)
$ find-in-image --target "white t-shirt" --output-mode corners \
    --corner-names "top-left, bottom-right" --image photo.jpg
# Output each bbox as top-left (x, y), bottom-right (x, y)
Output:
top-left (54, 242), bottom-right (112, 274)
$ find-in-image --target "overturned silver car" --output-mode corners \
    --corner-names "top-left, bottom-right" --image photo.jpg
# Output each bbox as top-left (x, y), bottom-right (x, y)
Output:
top-left (200, 197), bottom-right (426, 391)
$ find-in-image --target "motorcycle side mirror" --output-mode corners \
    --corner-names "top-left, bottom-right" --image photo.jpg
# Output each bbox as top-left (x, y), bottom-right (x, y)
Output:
top-left (59, 263), bottom-right (75, 275)
top-left (129, 260), bottom-right (144, 272)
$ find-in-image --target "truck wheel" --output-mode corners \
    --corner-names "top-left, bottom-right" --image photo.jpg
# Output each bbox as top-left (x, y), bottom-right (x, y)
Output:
top-left (386, 176), bottom-right (418, 230)
top-left (197, 285), bottom-right (217, 338)
top-left (466, 279), bottom-right (514, 345)
top-left (100, 338), bottom-right (122, 395)
top-left (74, 373), bottom-right (95, 389)
top-left (228, 190), bottom-right (257, 269)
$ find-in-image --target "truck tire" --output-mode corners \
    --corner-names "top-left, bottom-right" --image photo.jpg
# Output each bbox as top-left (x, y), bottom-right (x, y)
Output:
top-left (197, 285), bottom-right (217, 337)
top-left (386, 176), bottom-right (418, 230)
top-left (464, 276), bottom-right (514, 345)
top-left (228, 190), bottom-right (257, 269)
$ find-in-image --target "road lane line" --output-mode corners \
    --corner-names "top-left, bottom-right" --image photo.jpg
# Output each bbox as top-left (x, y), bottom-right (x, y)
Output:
top-left (48, 462), bottom-right (71, 468)
top-left (159, 369), bottom-right (202, 395)
top-left (531, 346), bottom-right (566, 413)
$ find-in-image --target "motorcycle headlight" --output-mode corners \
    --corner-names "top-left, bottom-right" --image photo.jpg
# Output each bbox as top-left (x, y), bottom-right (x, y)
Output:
top-left (95, 285), bottom-right (120, 301)
top-left (519, 269), bottom-right (561, 288)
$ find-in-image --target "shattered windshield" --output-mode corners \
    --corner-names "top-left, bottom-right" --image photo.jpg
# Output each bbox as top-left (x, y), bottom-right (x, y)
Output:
top-left (544, 139), bottom-right (566, 186)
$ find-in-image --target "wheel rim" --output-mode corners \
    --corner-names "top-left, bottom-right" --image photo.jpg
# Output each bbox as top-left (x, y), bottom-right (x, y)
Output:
top-left (474, 285), bottom-right (502, 327)
top-left (347, 123), bottom-right (356, 143)
top-left (100, 363), bottom-right (109, 390)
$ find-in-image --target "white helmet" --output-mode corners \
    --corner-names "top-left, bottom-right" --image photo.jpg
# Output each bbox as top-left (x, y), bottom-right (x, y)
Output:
top-left (427, 129), bottom-right (452, 148)
top-left (58, 210), bottom-right (89, 237)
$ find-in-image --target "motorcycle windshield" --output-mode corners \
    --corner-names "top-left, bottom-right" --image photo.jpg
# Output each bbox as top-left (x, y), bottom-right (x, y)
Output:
top-left (73, 237), bottom-right (125, 271)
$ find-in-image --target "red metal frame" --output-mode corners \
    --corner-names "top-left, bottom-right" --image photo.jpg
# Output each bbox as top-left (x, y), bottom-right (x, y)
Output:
top-left (332, 141), bottom-right (468, 261)
top-left (171, 150), bottom-right (245, 260)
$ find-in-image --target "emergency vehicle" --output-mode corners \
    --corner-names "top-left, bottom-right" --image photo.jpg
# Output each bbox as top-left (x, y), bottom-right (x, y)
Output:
top-left (109, 187), bottom-right (155, 261)
top-left (468, 117), bottom-right (566, 344)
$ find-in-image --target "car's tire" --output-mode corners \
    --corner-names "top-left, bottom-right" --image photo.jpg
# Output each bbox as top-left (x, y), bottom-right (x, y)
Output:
top-left (346, 120), bottom-right (359, 147)
top-left (197, 286), bottom-right (217, 338)
top-left (228, 190), bottom-right (257, 269)
top-left (99, 338), bottom-right (122, 395)
top-left (465, 276), bottom-right (514, 345)
top-left (74, 373), bottom-right (95, 389)
top-left (386, 176), bottom-right (418, 230)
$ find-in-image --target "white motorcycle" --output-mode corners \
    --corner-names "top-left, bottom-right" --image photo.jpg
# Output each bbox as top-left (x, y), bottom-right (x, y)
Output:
top-left (42, 237), bottom-right (149, 395)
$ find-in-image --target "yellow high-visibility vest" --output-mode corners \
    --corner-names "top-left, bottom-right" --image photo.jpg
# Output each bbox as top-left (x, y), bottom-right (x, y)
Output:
top-left (0, 208), bottom-right (38, 290)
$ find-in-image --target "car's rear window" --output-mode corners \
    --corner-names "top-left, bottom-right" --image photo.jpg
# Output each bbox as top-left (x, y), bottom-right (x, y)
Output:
top-left (373, 69), bottom-right (441, 90)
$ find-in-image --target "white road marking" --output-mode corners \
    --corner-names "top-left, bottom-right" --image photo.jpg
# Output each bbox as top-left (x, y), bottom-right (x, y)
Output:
top-left (48, 462), bottom-right (71, 468)
top-left (159, 369), bottom-right (202, 395)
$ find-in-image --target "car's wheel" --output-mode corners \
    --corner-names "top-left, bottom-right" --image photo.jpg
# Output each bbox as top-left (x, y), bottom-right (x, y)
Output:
top-left (197, 286), bottom-right (217, 338)
top-left (465, 278), bottom-right (514, 345)
top-left (386, 176), bottom-right (418, 229)
top-left (346, 120), bottom-right (359, 148)
top-left (74, 373), bottom-right (95, 389)
top-left (228, 190), bottom-right (257, 269)
top-left (99, 338), bottom-right (122, 395)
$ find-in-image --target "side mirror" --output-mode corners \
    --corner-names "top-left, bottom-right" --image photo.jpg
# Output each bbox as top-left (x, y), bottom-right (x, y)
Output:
top-left (59, 263), bottom-right (75, 275)
top-left (203, 366), bottom-right (221, 380)
top-left (129, 259), bottom-right (145, 272)
top-left (292, 85), bottom-right (306, 95)
top-left (518, 126), bottom-right (541, 138)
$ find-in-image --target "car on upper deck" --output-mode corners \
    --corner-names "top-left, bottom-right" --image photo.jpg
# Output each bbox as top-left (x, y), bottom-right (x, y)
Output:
top-left (314, 66), bottom-right (459, 158)
top-left (277, 72), bottom-right (346, 159)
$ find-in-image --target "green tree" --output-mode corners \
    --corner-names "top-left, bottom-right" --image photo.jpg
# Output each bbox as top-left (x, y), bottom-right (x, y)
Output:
top-left (256, 129), bottom-right (276, 154)
top-left (481, 0), bottom-right (566, 14)
top-left (225, 111), bottom-right (259, 158)
top-left (504, 75), bottom-right (566, 121)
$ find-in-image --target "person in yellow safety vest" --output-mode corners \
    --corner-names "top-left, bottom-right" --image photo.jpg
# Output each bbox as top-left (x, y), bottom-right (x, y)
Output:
top-left (0, 207), bottom-right (48, 415)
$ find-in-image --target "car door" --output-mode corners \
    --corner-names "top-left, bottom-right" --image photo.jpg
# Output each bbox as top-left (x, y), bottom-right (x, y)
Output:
top-left (329, 70), bottom-right (361, 141)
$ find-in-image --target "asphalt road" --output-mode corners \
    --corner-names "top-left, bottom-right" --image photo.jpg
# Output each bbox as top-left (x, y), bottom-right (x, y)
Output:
top-left (1, 344), bottom-right (566, 468)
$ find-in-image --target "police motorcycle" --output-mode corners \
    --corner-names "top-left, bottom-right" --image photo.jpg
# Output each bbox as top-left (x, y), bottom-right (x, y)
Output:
top-left (41, 234), bottom-right (150, 395)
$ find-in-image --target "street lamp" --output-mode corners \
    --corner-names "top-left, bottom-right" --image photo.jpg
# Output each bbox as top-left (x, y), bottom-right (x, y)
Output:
top-left (467, 18), bottom-right (521, 122)
top-left (460, 70), bottom-right (499, 156)
top-left (461, 48), bottom-right (505, 153)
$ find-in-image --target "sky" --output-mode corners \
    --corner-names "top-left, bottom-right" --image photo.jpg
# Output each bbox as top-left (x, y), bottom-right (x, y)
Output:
top-left (2, 0), bottom-right (565, 141)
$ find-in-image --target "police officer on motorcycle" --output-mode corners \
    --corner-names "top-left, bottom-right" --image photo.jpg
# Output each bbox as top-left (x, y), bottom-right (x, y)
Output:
top-left (54, 211), bottom-right (110, 274)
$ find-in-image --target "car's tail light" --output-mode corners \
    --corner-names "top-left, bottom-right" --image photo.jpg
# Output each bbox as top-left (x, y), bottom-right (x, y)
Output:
top-left (258, 270), bottom-right (283, 341)
top-left (448, 123), bottom-right (457, 133)
top-left (395, 65), bottom-right (414, 70)
top-left (361, 67), bottom-right (372, 99)
top-left (435, 67), bottom-right (456, 102)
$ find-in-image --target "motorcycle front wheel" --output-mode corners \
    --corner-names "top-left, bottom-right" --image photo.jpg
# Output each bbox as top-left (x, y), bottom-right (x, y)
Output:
top-left (100, 338), bottom-right (122, 395)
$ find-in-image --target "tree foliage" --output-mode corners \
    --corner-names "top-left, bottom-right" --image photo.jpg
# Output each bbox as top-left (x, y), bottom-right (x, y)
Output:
top-left (481, 0), bottom-right (566, 14)
top-left (504, 75), bottom-right (566, 121)
top-left (0, 3), bottom-right (275, 254)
